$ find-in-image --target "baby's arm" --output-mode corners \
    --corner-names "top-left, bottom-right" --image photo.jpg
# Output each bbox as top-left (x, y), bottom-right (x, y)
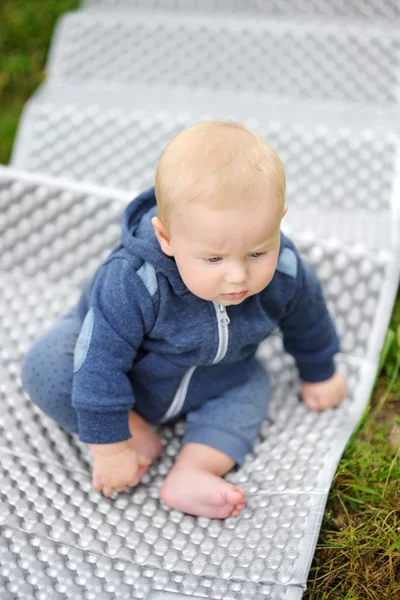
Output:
top-left (72, 259), bottom-right (155, 492)
top-left (277, 244), bottom-right (347, 410)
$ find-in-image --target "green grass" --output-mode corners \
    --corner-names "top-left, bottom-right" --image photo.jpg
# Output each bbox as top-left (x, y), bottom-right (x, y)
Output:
top-left (305, 298), bottom-right (400, 600)
top-left (0, 0), bottom-right (80, 163)
top-left (1, 2), bottom-right (400, 598)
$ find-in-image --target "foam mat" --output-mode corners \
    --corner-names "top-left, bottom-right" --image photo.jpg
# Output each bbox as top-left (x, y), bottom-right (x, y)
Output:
top-left (3, 1), bottom-right (400, 598)
top-left (45, 11), bottom-right (398, 105)
top-left (0, 167), bottom-right (398, 599)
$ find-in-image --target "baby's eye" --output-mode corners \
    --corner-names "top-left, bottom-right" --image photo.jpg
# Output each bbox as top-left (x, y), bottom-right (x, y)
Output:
top-left (206, 257), bottom-right (222, 263)
top-left (249, 252), bottom-right (266, 259)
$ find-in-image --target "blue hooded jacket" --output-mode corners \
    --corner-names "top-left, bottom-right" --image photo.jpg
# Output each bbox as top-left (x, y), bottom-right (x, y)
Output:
top-left (72, 188), bottom-right (339, 444)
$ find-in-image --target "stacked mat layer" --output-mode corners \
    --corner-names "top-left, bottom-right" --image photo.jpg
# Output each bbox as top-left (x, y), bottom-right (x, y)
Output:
top-left (1, 1), bottom-right (400, 599)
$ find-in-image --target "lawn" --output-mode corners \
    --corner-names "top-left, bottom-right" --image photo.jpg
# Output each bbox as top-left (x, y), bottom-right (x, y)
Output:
top-left (1, 1), bottom-right (399, 598)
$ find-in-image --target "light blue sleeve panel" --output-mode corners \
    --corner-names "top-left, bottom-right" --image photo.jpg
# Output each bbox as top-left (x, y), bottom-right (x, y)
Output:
top-left (276, 247), bottom-right (298, 278)
top-left (73, 307), bottom-right (94, 373)
top-left (137, 261), bottom-right (158, 296)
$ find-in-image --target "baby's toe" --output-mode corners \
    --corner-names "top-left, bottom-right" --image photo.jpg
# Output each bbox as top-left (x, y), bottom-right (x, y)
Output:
top-left (225, 486), bottom-right (246, 507)
top-left (230, 502), bottom-right (246, 517)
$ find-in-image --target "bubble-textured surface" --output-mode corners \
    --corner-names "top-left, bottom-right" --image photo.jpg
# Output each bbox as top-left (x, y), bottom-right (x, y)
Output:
top-left (0, 168), bottom-right (398, 599)
top-left (0, 527), bottom-right (297, 599)
top-left (48, 12), bottom-right (399, 106)
top-left (0, 170), bottom-right (128, 288)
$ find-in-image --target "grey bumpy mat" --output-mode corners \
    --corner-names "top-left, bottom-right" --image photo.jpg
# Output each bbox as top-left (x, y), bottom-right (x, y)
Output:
top-left (2, 1), bottom-right (400, 598)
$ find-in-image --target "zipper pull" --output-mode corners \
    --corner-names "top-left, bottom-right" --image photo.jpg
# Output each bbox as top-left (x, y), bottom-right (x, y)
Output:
top-left (218, 304), bottom-right (230, 325)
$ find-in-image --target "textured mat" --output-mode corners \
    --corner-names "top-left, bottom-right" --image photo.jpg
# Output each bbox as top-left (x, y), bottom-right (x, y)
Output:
top-left (45, 11), bottom-right (398, 105)
top-left (1, 167), bottom-right (397, 600)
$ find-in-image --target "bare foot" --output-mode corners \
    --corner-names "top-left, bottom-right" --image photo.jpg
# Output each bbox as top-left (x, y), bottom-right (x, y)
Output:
top-left (160, 466), bottom-right (246, 519)
top-left (126, 410), bottom-right (162, 479)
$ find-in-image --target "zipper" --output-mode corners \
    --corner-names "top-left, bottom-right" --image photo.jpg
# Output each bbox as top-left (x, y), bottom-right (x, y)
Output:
top-left (160, 366), bottom-right (197, 423)
top-left (212, 302), bottom-right (230, 364)
top-left (160, 303), bottom-right (230, 422)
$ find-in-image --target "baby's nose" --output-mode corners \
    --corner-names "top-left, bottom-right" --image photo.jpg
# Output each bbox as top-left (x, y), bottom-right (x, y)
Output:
top-left (225, 263), bottom-right (247, 284)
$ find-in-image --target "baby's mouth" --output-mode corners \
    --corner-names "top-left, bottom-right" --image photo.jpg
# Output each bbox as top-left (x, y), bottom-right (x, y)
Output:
top-left (221, 291), bottom-right (248, 299)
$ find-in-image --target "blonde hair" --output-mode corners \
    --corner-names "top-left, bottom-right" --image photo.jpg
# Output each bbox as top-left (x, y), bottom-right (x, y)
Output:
top-left (155, 120), bottom-right (286, 228)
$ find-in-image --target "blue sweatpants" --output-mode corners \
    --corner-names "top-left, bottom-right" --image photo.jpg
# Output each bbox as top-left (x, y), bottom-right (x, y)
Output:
top-left (21, 308), bottom-right (271, 466)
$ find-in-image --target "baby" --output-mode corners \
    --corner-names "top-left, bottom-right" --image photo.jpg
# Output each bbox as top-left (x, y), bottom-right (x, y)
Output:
top-left (21, 120), bottom-right (347, 519)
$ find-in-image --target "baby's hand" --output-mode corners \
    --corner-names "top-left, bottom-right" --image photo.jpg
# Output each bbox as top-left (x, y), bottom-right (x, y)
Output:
top-left (89, 440), bottom-right (150, 497)
top-left (301, 371), bottom-right (347, 412)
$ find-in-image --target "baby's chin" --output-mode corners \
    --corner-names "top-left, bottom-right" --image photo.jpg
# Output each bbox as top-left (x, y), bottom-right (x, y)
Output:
top-left (190, 290), bottom-right (253, 305)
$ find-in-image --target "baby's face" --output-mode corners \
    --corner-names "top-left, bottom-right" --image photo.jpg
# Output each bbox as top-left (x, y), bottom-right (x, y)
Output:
top-left (164, 195), bottom-right (286, 306)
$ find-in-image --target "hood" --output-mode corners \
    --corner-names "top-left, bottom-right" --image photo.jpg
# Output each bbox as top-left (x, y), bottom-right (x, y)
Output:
top-left (120, 187), bottom-right (188, 294)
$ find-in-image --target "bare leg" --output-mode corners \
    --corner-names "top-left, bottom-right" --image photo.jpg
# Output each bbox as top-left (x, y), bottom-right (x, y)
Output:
top-left (126, 410), bottom-right (163, 479)
top-left (160, 443), bottom-right (246, 519)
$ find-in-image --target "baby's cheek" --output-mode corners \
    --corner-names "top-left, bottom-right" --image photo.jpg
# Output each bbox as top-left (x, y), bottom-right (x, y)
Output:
top-left (195, 275), bottom-right (219, 300)
top-left (181, 267), bottom-right (216, 300)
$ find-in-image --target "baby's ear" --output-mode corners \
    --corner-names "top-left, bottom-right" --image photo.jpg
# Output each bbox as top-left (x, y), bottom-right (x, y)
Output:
top-left (151, 216), bottom-right (174, 256)
top-left (282, 204), bottom-right (288, 218)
